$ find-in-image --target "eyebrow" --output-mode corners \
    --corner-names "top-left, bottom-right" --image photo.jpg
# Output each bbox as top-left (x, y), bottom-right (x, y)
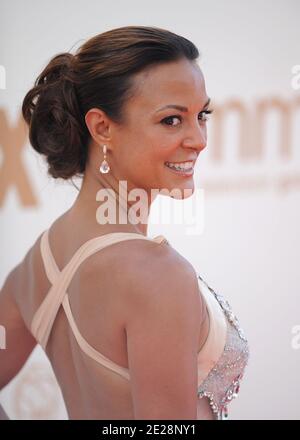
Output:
top-left (155, 97), bottom-right (211, 113)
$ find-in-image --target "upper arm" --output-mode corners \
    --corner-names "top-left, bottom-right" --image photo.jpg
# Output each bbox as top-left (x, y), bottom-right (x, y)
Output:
top-left (124, 246), bottom-right (203, 420)
top-left (0, 260), bottom-right (37, 391)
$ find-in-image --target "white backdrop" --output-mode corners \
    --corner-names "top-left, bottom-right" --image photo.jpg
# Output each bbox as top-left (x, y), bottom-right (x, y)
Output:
top-left (0, 0), bottom-right (300, 420)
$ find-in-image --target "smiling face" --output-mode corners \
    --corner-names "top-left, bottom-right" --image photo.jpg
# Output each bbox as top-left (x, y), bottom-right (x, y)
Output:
top-left (109, 58), bottom-right (211, 199)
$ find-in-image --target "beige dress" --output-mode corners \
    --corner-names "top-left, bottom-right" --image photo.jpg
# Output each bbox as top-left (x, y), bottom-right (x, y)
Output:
top-left (30, 229), bottom-right (250, 420)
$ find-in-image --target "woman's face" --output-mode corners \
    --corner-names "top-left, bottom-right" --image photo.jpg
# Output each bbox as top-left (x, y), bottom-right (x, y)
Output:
top-left (110, 58), bottom-right (211, 200)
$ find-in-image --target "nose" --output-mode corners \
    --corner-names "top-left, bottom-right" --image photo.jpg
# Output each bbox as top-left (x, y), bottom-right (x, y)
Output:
top-left (182, 123), bottom-right (207, 153)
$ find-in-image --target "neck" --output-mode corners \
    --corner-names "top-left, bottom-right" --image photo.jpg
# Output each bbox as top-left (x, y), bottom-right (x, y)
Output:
top-left (68, 170), bottom-right (153, 236)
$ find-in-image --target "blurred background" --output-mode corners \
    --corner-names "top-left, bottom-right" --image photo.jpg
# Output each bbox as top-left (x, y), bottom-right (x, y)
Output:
top-left (0, 0), bottom-right (299, 420)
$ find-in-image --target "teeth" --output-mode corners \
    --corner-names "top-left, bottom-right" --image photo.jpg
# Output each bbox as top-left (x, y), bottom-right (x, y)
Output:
top-left (165, 161), bottom-right (194, 171)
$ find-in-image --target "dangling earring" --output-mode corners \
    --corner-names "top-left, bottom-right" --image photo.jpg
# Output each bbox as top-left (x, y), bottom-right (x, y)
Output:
top-left (99, 144), bottom-right (110, 174)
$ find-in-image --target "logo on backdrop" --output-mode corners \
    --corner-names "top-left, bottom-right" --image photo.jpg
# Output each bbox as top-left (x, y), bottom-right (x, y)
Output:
top-left (0, 109), bottom-right (38, 206)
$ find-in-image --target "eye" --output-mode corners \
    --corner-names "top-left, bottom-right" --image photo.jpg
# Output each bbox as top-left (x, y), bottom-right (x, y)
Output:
top-left (161, 109), bottom-right (214, 127)
top-left (199, 109), bottom-right (214, 122)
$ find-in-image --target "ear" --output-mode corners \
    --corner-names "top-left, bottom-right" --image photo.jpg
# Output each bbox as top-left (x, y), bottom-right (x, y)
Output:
top-left (84, 107), bottom-right (113, 146)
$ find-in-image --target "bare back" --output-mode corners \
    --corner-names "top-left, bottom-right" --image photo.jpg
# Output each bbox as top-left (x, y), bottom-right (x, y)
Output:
top-left (12, 214), bottom-right (210, 419)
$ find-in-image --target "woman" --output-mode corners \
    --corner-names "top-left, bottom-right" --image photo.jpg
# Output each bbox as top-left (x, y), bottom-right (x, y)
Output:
top-left (0, 26), bottom-right (250, 420)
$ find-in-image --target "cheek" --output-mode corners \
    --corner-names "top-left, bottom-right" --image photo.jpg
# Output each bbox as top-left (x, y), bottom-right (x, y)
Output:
top-left (148, 133), bottom-right (176, 154)
top-left (154, 141), bottom-right (181, 162)
top-left (123, 125), bottom-right (181, 169)
top-left (154, 129), bottom-right (182, 156)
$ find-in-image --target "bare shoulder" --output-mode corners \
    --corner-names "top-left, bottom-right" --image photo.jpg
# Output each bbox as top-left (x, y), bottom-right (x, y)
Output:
top-left (80, 234), bottom-right (204, 319)
top-left (120, 238), bottom-right (204, 320)
top-left (117, 239), bottom-right (204, 419)
top-left (77, 235), bottom-right (205, 332)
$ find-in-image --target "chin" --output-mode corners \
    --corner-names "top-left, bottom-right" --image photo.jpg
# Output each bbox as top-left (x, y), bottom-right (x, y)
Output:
top-left (159, 181), bottom-right (195, 199)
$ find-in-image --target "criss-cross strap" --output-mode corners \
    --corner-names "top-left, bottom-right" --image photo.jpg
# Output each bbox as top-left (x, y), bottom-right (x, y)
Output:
top-left (31, 227), bottom-right (227, 385)
top-left (31, 229), bottom-right (167, 354)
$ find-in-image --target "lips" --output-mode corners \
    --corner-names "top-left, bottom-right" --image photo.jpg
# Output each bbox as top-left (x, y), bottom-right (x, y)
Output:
top-left (164, 162), bottom-right (194, 177)
top-left (165, 160), bottom-right (193, 165)
top-left (164, 159), bottom-right (197, 164)
top-left (164, 159), bottom-right (195, 170)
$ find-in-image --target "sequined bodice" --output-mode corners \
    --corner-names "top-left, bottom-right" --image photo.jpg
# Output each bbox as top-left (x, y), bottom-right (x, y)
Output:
top-left (197, 274), bottom-right (250, 420)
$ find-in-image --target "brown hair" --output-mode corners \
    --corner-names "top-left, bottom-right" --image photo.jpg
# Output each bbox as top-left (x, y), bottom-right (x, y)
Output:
top-left (22, 26), bottom-right (200, 182)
